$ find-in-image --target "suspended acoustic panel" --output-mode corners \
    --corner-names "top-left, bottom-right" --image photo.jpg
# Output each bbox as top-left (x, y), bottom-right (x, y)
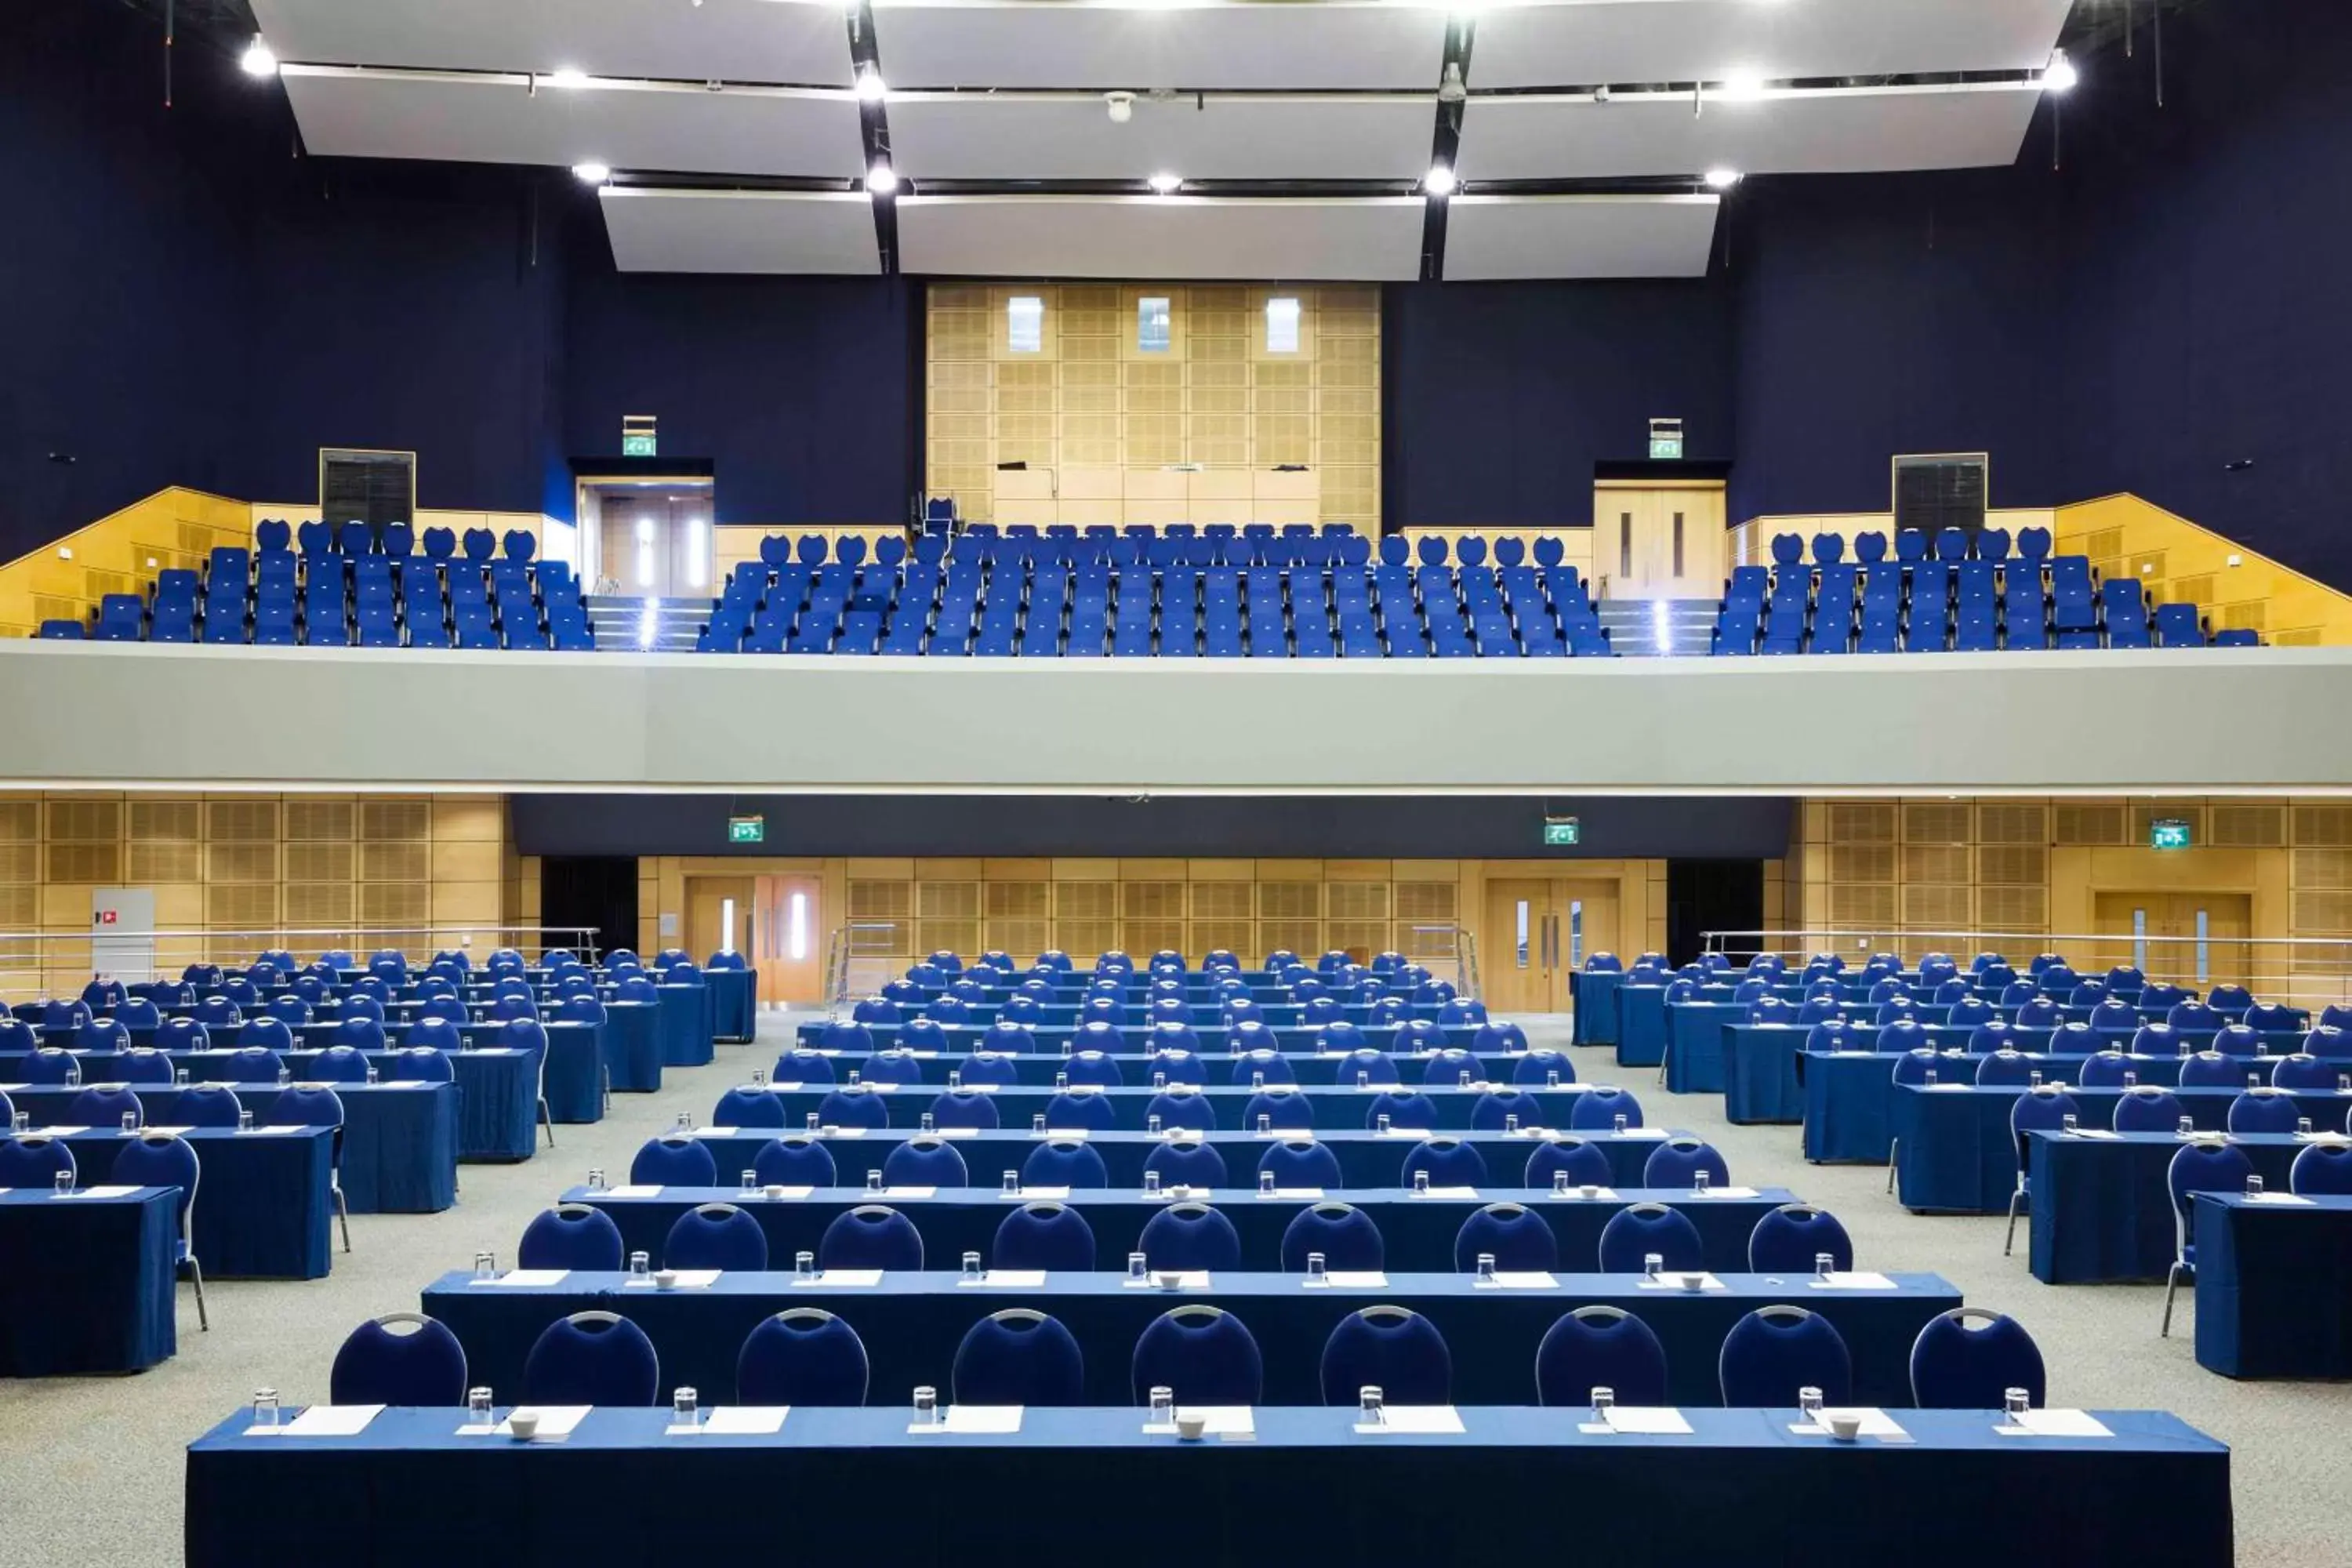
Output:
top-left (600, 189), bottom-right (883, 275)
top-left (895, 194), bottom-right (1427, 281)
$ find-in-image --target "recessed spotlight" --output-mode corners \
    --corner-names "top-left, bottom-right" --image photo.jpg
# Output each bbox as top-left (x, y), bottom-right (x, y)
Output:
top-left (241, 36), bottom-right (278, 77)
top-left (1703, 166), bottom-right (1743, 190)
top-left (1716, 71), bottom-right (1766, 102)
top-left (2043, 49), bottom-right (2078, 93)
top-left (1423, 162), bottom-right (1457, 197)
top-left (1147, 172), bottom-right (1182, 195)
top-left (572, 162), bottom-right (612, 184)
top-left (548, 67), bottom-right (590, 89)
top-left (856, 67), bottom-right (887, 102)
top-left (866, 161), bottom-right (898, 194)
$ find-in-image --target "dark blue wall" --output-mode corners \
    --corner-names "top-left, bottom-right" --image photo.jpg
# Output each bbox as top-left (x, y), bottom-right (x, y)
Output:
top-left (1385, 280), bottom-right (1734, 528)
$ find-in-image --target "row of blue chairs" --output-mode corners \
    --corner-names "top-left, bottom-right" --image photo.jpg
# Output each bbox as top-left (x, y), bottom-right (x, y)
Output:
top-left (525, 1188), bottom-right (1831, 1279)
top-left (329, 1301), bottom-right (2045, 1413)
top-left (255, 518), bottom-right (541, 561)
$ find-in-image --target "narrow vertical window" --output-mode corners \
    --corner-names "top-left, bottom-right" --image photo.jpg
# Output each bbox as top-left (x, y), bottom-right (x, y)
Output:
top-left (1265, 296), bottom-right (1301, 353)
top-left (1007, 296), bottom-right (1044, 353)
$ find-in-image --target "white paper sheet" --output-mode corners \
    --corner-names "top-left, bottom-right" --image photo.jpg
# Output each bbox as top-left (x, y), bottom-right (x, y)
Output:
top-left (58, 1185), bottom-right (141, 1199)
top-left (492, 1406), bottom-right (590, 1439)
top-left (2064, 1128), bottom-right (2123, 1141)
top-left (1355, 1405), bottom-right (1465, 1435)
top-left (1378, 1127), bottom-right (1432, 1139)
top-left (2245, 1192), bottom-right (2314, 1205)
top-left (689, 1126), bottom-right (738, 1138)
top-left (1415, 1185), bottom-right (1480, 1200)
top-left (1612, 1127), bottom-right (1668, 1139)
top-left (1261, 1128), bottom-right (1314, 1140)
top-left (262, 1403), bottom-right (384, 1437)
top-left (481, 1269), bottom-right (570, 1287)
top-left (1145, 1406), bottom-right (1254, 1436)
top-left (604, 1185), bottom-right (663, 1198)
top-left (622, 1269), bottom-right (720, 1290)
top-left (935, 1127), bottom-right (980, 1138)
top-left (807, 1269), bottom-right (882, 1287)
top-left (820, 1127), bottom-right (867, 1139)
top-left (470, 1047), bottom-right (517, 1057)
top-left (1014, 1185), bottom-right (1069, 1200)
top-left (38, 1126), bottom-right (90, 1136)
top-left (698, 1407), bottom-right (789, 1435)
top-left (937, 1404), bottom-right (1023, 1433)
top-left (1312, 1271), bottom-right (1388, 1288)
top-left (2009, 1408), bottom-right (2114, 1438)
top-left (1554, 1186), bottom-right (1620, 1201)
top-left (1791, 1408), bottom-right (1909, 1439)
top-left (768, 1081), bottom-right (804, 1092)
top-left (1266, 1187), bottom-right (1325, 1200)
top-left (1923, 1083), bottom-right (1974, 1093)
top-left (961, 1269), bottom-right (1047, 1287)
top-left (243, 1125), bottom-right (304, 1135)
top-left (1044, 1129), bottom-right (1091, 1140)
top-left (1486, 1271), bottom-right (1558, 1290)
top-left (1809, 1272), bottom-right (1898, 1290)
top-left (757, 1186), bottom-right (814, 1201)
top-left (959, 1083), bottom-right (998, 1094)
top-left (882, 1185), bottom-right (937, 1200)
top-left (1638, 1272), bottom-right (1724, 1292)
top-left (1694, 1185), bottom-right (1763, 1199)
top-left (140, 1126), bottom-right (194, 1138)
top-left (1602, 1406), bottom-right (1693, 1435)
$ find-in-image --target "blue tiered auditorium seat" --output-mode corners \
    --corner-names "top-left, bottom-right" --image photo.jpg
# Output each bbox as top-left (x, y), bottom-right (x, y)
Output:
top-left (1705, 523), bottom-right (2248, 654)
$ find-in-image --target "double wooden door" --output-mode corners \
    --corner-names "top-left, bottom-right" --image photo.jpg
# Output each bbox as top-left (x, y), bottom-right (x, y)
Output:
top-left (1483, 878), bottom-right (1623, 1014)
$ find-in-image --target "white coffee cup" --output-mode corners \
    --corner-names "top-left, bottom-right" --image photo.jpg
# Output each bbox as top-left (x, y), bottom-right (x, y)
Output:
top-left (1175, 1414), bottom-right (1208, 1440)
top-left (653, 1269), bottom-right (678, 1290)
top-left (1155, 1270), bottom-right (1184, 1290)
top-left (764, 1185), bottom-right (787, 1200)
top-left (1579, 1184), bottom-right (1599, 1200)
top-left (1680, 1273), bottom-right (1707, 1292)
top-left (1827, 1414), bottom-right (1862, 1441)
top-left (507, 1410), bottom-right (541, 1441)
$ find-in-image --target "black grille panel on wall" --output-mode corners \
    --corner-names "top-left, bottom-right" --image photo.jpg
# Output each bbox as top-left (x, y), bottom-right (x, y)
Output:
top-left (320, 448), bottom-right (417, 531)
top-left (1893, 453), bottom-right (1987, 539)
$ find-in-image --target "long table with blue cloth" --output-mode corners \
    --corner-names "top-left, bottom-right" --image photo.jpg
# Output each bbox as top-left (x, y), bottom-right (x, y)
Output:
top-left (2024, 1131), bottom-right (2319, 1283)
top-left (567, 1183), bottom-right (1800, 1276)
top-left (739, 1083), bottom-right (1599, 1134)
top-left (10, 1079), bottom-right (453, 1218)
top-left (2194, 1192), bottom-right (2352, 1379)
top-left (9, 1123), bottom-right (331, 1278)
top-left (3, 1044), bottom-right (544, 1159)
top-left (0, 1185), bottom-right (178, 1374)
top-left (1891, 1082), bottom-right (2352, 1213)
top-left (800, 1021), bottom-right (1489, 1054)
top-left (1800, 1048), bottom-right (2352, 1164)
top-left (771, 1047), bottom-right (1570, 1089)
top-left (424, 1267), bottom-right (1958, 1410)
top-left (187, 1402), bottom-right (2229, 1568)
top-left (679, 1125), bottom-right (1691, 1190)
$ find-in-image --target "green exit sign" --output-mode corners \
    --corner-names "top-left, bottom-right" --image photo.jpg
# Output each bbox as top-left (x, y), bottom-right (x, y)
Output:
top-left (2151, 818), bottom-right (2193, 851)
top-left (1648, 436), bottom-right (1684, 460)
top-left (1543, 817), bottom-right (1581, 847)
top-left (728, 815), bottom-right (764, 845)
top-left (621, 433), bottom-right (658, 457)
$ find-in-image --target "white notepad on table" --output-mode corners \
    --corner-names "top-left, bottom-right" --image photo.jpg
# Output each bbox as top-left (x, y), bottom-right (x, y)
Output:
top-left (1313, 1271), bottom-right (1388, 1289)
top-left (1145, 1406), bottom-right (1254, 1437)
top-left (2246, 1192), bottom-right (2314, 1205)
top-left (141, 1126), bottom-right (194, 1138)
top-left (959, 1269), bottom-right (1047, 1288)
top-left (1266, 1187), bottom-right (1324, 1200)
top-left (624, 1269), bottom-right (720, 1289)
top-left (1791, 1408), bottom-right (1909, 1440)
top-left (1356, 1405), bottom-right (1465, 1435)
top-left (689, 1126), bottom-right (738, 1138)
top-left (39, 1126), bottom-right (90, 1137)
top-left (695, 1406), bottom-right (789, 1436)
top-left (1602, 1406), bottom-right (1692, 1436)
top-left (2003, 1408), bottom-right (2113, 1438)
top-left (882, 1185), bottom-right (937, 1199)
top-left (1416, 1185), bottom-right (1479, 1200)
top-left (935, 1127), bottom-right (980, 1138)
top-left (1378, 1127), bottom-right (1432, 1139)
top-left (1485, 1271), bottom-right (1557, 1290)
top-left (490, 1406), bottom-right (590, 1440)
top-left (604, 1185), bottom-right (662, 1198)
top-left (2064, 1128), bottom-right (2123, 1141)
top-left (250, 1403), bottom-right (383, 1437)
top-left (1044, 1129), bottom-right (1091, 1141)
top-left (802, 1269), bottom-right (882, 1287)
top-left (1809, 1272), bottom-right (1897, 1290)
top-left (915, 1404), bottom-right (1021, 1434)
top-left (479, 1269), bottom-right (570, 1287)
top-left (1013, 1185), bottom-right (1069, 1200)
top-left (1693, 1186), bottom-right (1762, 1199)
top-left (1639, 1272), bottom-right (1724, 1292)
top-left (59, 1185), bottom-right (141, 1199)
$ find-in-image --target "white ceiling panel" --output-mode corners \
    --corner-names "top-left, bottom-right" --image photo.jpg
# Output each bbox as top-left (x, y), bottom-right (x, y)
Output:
top-left (1472, 0), bottom-right (2073, 90)
top-left (888, 93), bottom-right (1434, 181)
top-left (872, 2), bottom-right (1450, 91)
top-left (252, 0), bottom-right (856, 86)
top-left (896, 195), bottom-right (1425, 279)
top-left (280, 67), bottom-right (867, 178)
top-left (599, 188), bottom-right (880, 274)
top-left (1454, 83), bottom-right (2045, 181)
top-left (1442, 194), bottom-right (1719, 280)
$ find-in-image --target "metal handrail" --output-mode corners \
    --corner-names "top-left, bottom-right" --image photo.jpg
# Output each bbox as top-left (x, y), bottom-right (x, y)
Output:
top-left (0, 923), bottom-right (601, 991)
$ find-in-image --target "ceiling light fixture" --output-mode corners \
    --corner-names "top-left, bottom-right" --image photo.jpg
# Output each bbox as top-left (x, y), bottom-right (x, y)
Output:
top-left (548, 67), bottom-right (590, 89)
top-left (1147, 172), bottom-right (1182, 195)
top-left (572, 162), bottom-right (612, 184)
top-left (1422, 163), bottom-right (1457, 197)
top-left (1703, 166), bottom-right (1743, 190)
top-left (2043, 49), bottom-right (2078, 93)
top-left (856, 67), bottom-right (887, 102)
top-left (1105, 91), bottom-right (1135, 124)
top-left (240, 36), bottom-right (278, 77)
top-left (1716, 71), bottom-right (1766, 102)
top-left (866, 161), bottom-right (898, 194)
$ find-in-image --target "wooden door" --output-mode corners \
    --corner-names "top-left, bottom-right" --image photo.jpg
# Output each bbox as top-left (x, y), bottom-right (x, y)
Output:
top-left (686, 876), bottom-right (757, 967)
top-left (1558, 880), bottom-right (1623, 978)
top-left (757, 873), bottom-right (826, 1005)
top-left (1595, 485), bottom-right (1726, 599)
top-left (1483, 878), bottom-right (1624, 1014)
top-left (2093, 891), bottom-right (2255, 989)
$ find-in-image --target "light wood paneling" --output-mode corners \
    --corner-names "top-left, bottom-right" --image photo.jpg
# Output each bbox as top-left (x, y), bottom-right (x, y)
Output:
top-left (0, 487), bottom-right (251, 638)
top-left (927, 283), bottom-right (1380, 529)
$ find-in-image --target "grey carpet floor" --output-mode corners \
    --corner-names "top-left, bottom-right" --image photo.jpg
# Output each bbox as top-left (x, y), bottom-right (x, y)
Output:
top-left (1, 1008), bottom-right (2342, 1565)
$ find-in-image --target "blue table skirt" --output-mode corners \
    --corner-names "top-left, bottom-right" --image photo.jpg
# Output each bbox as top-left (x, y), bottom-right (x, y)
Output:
top-left (423, 1268), bottom-right (1957, 1410)
top-left (749, 1083), bottom-right (1595, 1135)
top-left (2194, 1192), bottom-right (2352, 1377)
top-left (655, 985), bottom-right (713, 1068)
top-left (1893, 1084), bottom-right (2351, 1214)
top-left (0, 1186), bottom-right (177, 1374)
top-left (39, 1124), bottom-right (332, 1279)
top-left (604, 1002), bottom-right (663, 1094)
top-left (20, 1082), bottom-right (463, 1217)
top-left (566, 1185), bottom-right (1799, 1278)
top-left (707, 970), bottom-right (757, 1043)
top-left (801, 1022), bottom-right (1486, 1054)
top-left (1664, 1003), bottom-right (1747, 1094)
top-left (542, 1025), bottom-right (606, 1123)
top-left (2027, 1132), bottom-right (2308, 1284)
top-left (1723, 1026), bottom-right (1809, 1124)
top-left (780, 1049), bottom-right (1582, 1090)
top-left (1573, 971), bottom-right (1622, 1047)
top-left (186, 1404), bottom-right (2230, 1568)
top-left (1616, 986), bottom-right (1668, 1068)
top-left (686, 1127), bottom-right (1690, 1193)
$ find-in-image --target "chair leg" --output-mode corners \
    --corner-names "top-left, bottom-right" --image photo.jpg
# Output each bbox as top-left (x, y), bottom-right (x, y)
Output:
top-left (188, 1258), bottom-right (209, 1331)
top-left (2003, 1189), bottom-right (2026, 1257)
top-left (602, 1065), bottom-right (612, 1117)
top-left (539, 1096), bottom-right (556, 1149)
top-left (2161, 1261), bottom-right (2183, 1337)
top-left (335, 1185), bottom-right (352, 1253)
top-left (1885, 1137), bottom-right (1900, 1196)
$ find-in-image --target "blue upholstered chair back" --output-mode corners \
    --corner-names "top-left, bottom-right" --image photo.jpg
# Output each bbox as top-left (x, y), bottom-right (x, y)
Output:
top-left (952, 1310), bottom-right (1087, 1406)
top-left (1535, 1306), bottom-right (1669, 1406)
top-left (331, 1314), bottom-right (470, 1405)
top-left (1909, 1308), bottom-right (2046, 1409)
top-left (737, 1310), bottom-right (870, 1405)
top-left (522, 1312), bottom-right (660, 1405)
top-left (1319, 1306), bottom-right (1453, 1405)
top-left (519, 1203), bottom-right (625, 1270)
top-left (1719, 1306), bottom-right (1853, 1405)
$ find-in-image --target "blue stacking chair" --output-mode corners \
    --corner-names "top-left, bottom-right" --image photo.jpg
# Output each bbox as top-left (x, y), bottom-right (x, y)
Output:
top-left (1642, 1138), bottom-right (1731, 1189)
top-left (1399, 1137), bottom-right (1486, 1187)
top-left (993, 1201), bottom-right (1097, 1271)
top-left (1042, 1090), bottom-right (1117, 1133)
top-left (630, 1135), bottom-right (717, 1186)
top-left (2272, 1052), bottom-right (2339, 1091)
top-left (2079, 1051), bottom-right (2139, 1088)
top-left (1527, 1138), bottom-right (1613, 1188)
top-left (731, 1134), bottom-right (829, 1187)
top-left (1137, 1203), bottom-right (1242, 1271)
top-left (1909, 1307), bottom-right (2046, 1408)
top-left (114, 1047), bottom-right (172, 1085)
top-left (1131, 1305), bottom-right (1262, 1404)
top-left (519, 1203), bottom-right (626, 1270)
top-left (1598, 1203), bottom-right (1703, 1272)
top-left (953, 1310), bottom-right (1087, 1406)
top-left (388, 1047), bottom-right (454, 1084)
top-left (310, 1044), bottom-right (372, 1084)
top-left (2292, 1142), bottom-right (2352, 1196)
top-left (1454, 1203), bottom-right (1559, 1272)
top-left (523, 1312), bottom-right (660, 1406)
top-left (663, 1203), bottom-right (770, 1270)
top-left (816, 1086), bottom-right (892, 1130)
top-left (2227, 1087), bottom-right (2302, 1134)
top-left (1748, 1203), bottom-right (1853, 1272)
top-left (1258, 1139), bottom-right (1343, 1189)
top-left (1719, 1305), bottom-right (1852, 1405)
top-left (1144, 1088), bottom-right (1218, 1131)
top-left (111, 1131), bottom-right (208, 1328)
top-left (1319, 1306), bottom-right (1453, 1405)
top-left (1536, 1306), bottom-right (1669, 1406)
top-left (330, 1314), bottom-right (469, 1405)
top-left (2114, 1086), bottom-right (2185, 1131)
top-left (819, 1205), bottom-right (925, 1271)
top-left (2001, 1087), bottom-right (2080, 1256)
top-left (1280, 1203), bottom-right (1384, 1271)
top-left (68, 1083), bottom-right (142, 1129)
top-left (882, 1136), bottom-right (971, 1187)
top-left (2162, 1140), bottom-right (2256, 1336)
top-left (738, 1310), bottom-right (869, 1405)
top-left (1022, 1139), bottom-right (1109, 1189)
top-left (713, 1087), bottom-right (789, 1128)
top-left (1142, 1139), bottom-right (1228, 1189)
top-left (929, 1089), bottom-right (1001, 1131)
top-left (1569, 1087), bottom-right (1642, 1131)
